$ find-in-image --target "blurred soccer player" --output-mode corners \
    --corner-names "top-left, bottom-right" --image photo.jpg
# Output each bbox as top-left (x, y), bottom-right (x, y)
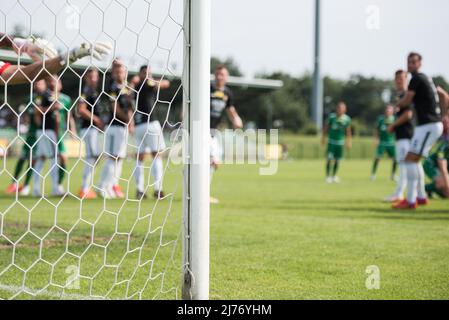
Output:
top-left (97, 62), bottom-right (133, 199)
top-left (384, 70), bottom-right (414, 203)
top-left (423, 118), bottom-right (449, 199)
top-left (47, 75), bottom-right (75, 196)
top-left (133, 65), bottom-right (170, 200)
top-left (393, 53), bottom-right (444, 209)
top-left (78, 68), bottom-right (103, 199)
top-left (6, 80), bottom-right (47, 195)
top-left (371, 105), bottom-right (397, 181)
top-left (32, 77), bottom-right (61, 197)
top-left (210, 65), bottom-right (243, 204)
top-left (322, 102), bottom-right (352, 183)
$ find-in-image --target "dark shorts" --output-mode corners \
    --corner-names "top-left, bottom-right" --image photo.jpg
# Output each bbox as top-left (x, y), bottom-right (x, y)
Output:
top-left (327, 143), bottom-right (344, 160)
top-left (376, 144), bottom-right (395, 158)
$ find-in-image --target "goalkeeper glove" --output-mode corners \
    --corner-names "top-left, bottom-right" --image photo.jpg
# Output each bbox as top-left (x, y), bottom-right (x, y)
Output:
top-left (65, 42), bottom-right (112, 64)
top-left (13, 37), bottom-right (58, 59)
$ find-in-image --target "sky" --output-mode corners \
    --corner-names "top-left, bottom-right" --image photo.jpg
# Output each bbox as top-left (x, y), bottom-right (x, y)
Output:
top-left (1, 0), bottom-right (448, 80)
top-left (212, 0), bottom-right (449, 79)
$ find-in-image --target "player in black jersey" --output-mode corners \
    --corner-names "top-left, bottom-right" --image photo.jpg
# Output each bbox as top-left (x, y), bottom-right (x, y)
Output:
top-left (98, 61), bottom-right (134, 199)
top-left (31, 82), bottom-right (61, 197)
top-left (133, 65), bottom-right (170, 200)
top-left (385, 70), bottom-right (414, 203)
top-left (393, 53), bottom-right (444, 209)
top-left (209, 65), bottom-right (243, 204)
top-left (78, 68), bottom-right (103, 199)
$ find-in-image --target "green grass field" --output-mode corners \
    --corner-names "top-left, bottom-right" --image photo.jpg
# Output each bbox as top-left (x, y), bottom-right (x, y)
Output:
top-left (1, 158), bottom-right (449, 300)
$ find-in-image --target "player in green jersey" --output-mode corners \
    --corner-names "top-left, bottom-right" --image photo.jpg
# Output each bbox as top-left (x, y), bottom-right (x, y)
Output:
top-left (423, 140), bottom-right (449, 199)
top-left (6, 80), bottom-right (47, 195)
top-left (371, 105), bottom-right (397, 181)
top-left (322, 101), bottom-right (352, 183)
top-left (47, 75), bottom-right (76, 195)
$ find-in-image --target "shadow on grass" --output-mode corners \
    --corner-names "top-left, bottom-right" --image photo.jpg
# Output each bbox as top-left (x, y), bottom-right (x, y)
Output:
top-left (272, 200), bottom-right (449, 221)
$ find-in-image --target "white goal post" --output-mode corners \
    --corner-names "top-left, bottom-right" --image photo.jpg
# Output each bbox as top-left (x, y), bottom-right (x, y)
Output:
top-left (182, 0), bottom-right (211, 300)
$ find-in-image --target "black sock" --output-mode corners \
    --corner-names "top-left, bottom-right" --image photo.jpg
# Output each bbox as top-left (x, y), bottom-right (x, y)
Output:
top-left (371, 158), bottom-right (379, 176)
top-left (392, 160), bottom-right (398, 178)
top-left (58, 161), bottom-right (66, 185)
top-left (332, 161), bottom-right (339, 177)
top-left (326, 161), bottom-right (331, 177)
top-left (13, 157), bottom-right (26, 182)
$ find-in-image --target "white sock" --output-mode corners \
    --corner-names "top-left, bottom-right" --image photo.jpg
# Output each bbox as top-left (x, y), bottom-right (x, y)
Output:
top-left (134, 159), bottom-right (144, 193)
top-left (151, 156), bottom-right (163, 192)
top-left (33, 159), bottom-right (44, 195)
top-left (113, 159), bottom-right (123, 186)
top-left (406, 162), bottom-right (419, 204)
top-left (99, 158), bottom-right (114, 191)
top-left (82, 158), bottom-right (96, 192)
top-left (393, 162), bottom-right (407, 198)
top-left (50, 158), bottom-right (59, 194)
top-left (417, 163), bottom-right (427, 199)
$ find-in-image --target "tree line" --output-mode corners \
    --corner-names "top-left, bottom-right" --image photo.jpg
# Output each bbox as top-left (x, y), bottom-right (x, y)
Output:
top-left (212, 57), bottom-right (449, 136)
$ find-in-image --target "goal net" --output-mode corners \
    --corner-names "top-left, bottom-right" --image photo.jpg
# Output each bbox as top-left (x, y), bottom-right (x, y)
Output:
top-left (0, 0), bottom-right (210, 300)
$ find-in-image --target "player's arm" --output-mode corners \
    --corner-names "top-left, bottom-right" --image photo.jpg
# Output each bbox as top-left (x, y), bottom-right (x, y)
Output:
top-left (128, 108), bottom-right (135, 134)
top-left (158, 79), bottom-right (170, 90)
top-left (373, 127), bottom-right (379, 146)
top-left (397, 91), bottom-right (415, 109)
top-left (437, 86), bottom-right (449, 116)
top-left (112, 100), bottom-right (131, 124)
top-left (78, 100), bottom-right (104, 130)
top-left (388, 109), bottom-right (413, 133)
top-left (34, 105), bottom-right (44, 127)
top-left (68, 108), bottom-right (77, 136)
top-left (0, 42), bottom-right (111, 86)
top-left (321, 123), bottom-right (328, 145)
top-left (225, 106), bottom-right (243, 129)
top-left (54, 107), bottom-right (61, 139)
top-left (345, 126), bottom-right (352, 149)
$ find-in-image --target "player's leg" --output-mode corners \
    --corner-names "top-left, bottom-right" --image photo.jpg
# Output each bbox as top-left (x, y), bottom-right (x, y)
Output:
top-left (22, 134), bottom-right (38, 195)
top-left (394, 123), bottom-right (443, 209)
top-left (48, 131), bottom-right (61, 196)
top-left (98, 126), bottom-right (116, 198)
top-left (80, 127), bottom-right (99, 199)
top-left (57, 139), bottom-right (67, 193)
top-left (110, 126), bottom-right (127, 199)
top-left (332, 144), bottom-right (343, 183)
top-left (210, 134), bottom-right (220, 203)
top-left (134, 123), bottom-right (148, 199)
top-left (423, 158), bottom-right (441, 198)
top-left (148, 121), bottom-right (166, 199)
top-left (386, 139), bottom-right (409, 202)
top-left (32, 130), bottom-right (48, 197)
top-left (416, 162), bottom-right (427, 201)
top-left (371, 145), bottom-right (383, 181)
top-left (6, 135), bottom-right (34, 194)
top-left (325, 144), bottom-right (334, 183)
top-left (388, 146), bottom-right (398, 180)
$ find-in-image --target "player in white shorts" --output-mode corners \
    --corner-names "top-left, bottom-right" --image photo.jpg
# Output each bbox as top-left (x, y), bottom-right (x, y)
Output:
top-left (132, 65), bottom-right (170, 199)
top-left (393, 53), bottom-right (445, 209)
top-left (384, 70), bottom-right (414, 203)
top-left (209, 65), bottom-right (243, 204)
top-left (78, 68), bottom-right (104, 199)
top-left (97, 61), bottom-right (134, 199)
top-left (32, 86), bottom-right (61, 197)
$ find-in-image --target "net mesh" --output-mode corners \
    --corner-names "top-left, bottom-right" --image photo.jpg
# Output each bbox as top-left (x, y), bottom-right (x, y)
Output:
top-left (0, 0), bottom-right (185, 300)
